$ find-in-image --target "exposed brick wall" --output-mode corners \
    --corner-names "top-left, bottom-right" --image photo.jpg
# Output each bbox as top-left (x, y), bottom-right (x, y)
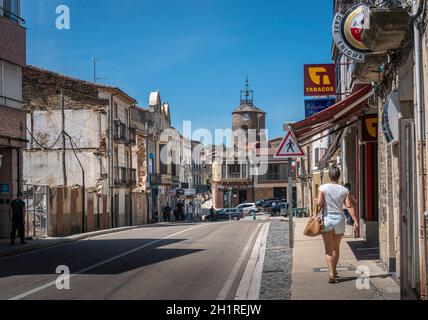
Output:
top-left (0, 105), bottom-right (26, 142)
top-left (0, 17), bottom-right (26, 66)
top-left (255, 188), bottom-right (273, 201)
top-left (22, 66), bottom-right (109, 112)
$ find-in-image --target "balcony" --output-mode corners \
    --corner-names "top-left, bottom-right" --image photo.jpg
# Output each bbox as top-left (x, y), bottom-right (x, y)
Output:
top-left (361, 6), bottom-right (410, 53)
top-left (257, 173), bottom-right (288, 183)
top-left (0, 6), bottom-right (25, 25)
top-left (128, 128), bottom-right (136, 145)
top-left (129, 168), bottom-right (137, 185)
top-left (114, 122), bottom-right (136, 145)
top-left (120, 167), bottom-right (128, 185)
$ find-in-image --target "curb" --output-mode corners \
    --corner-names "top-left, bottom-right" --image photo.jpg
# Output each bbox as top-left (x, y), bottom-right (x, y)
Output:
top-left (235, 222), bottom-right (271, 300)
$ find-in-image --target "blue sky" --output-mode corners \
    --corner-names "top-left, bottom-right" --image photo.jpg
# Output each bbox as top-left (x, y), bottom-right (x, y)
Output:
top-left (23, 0), bottom-right (334, 140)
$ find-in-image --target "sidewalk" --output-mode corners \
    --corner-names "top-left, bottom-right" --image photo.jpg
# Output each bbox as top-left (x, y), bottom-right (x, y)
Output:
top-left (291, 218), bottom-right (400, 300)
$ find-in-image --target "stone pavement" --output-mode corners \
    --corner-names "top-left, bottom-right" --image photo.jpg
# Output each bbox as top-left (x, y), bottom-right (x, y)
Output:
top-left (290, 218), bottom-right (400, 300)
top-left (259, 218), bottom-right (293, 300)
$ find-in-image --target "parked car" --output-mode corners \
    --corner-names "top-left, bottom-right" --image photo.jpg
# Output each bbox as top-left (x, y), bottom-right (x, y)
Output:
top-left (264, 200), bottom-right (285, 211)
top-left (213, 208), bottom-right (243, 221)
top-left (236, 203), bottom-right (259, 215)
top-left (269, 202), bottom-right (289, 217)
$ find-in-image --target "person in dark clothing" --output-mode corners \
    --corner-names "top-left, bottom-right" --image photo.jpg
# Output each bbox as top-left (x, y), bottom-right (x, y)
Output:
top-left (163, 203), bottom-right (172, 222)
top-left (10, 191), bottom-right (26, 245)
top-left (152, 207), bottom-right (159, 223)
top-left (210, 206), bottom-right (216, 221)
top-left (173, 208), bottom-right (179, 222)
top-left (343, 183), bottom-right (356, 226)
top-left (177, 202), bottom-right (185, 221)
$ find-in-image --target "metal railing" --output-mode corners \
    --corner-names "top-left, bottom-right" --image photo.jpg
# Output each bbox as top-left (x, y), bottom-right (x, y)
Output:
top-left (366, 0), bottom-right (406, 8)
top-left (0, 6), bottom-right (25, 25)
top-left (0, 94), bottom-right (22, 106)
top-left (257, 173), bottom-right (288, 182)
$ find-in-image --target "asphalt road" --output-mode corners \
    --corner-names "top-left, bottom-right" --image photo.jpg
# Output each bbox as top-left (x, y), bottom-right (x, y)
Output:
top-left (0, 220), bottom-right (266, 300)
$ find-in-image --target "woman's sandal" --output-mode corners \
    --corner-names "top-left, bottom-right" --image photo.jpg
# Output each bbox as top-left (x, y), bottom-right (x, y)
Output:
top-left (328, 275), bottom-right (337, 284)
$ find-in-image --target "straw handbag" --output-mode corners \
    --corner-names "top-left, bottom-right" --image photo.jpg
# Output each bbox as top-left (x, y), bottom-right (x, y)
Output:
top-left (303, 205), bottom-right (324, 237)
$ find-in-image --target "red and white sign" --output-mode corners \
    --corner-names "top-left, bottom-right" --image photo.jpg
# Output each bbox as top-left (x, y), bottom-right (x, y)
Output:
top-left (274, 131), bottom-right (305, 158)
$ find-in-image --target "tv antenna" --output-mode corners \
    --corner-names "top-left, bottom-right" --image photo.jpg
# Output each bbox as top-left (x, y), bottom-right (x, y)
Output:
top-left (92, 58), bottom-right (107, 83)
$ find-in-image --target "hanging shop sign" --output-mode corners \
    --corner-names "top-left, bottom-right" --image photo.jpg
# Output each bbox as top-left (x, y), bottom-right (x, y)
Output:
top-left (217, 182), bottom-right (253, 191)
top-left (382, 90), bottom-right (401, 145)
top-left (304, 64), bottom-right (336, 96)
top-left (362, 114), bottom-right (378, 142)
top-left (304, 98), bottom-right (336, 118)
top-left (332, 4), bottom-right (371, 62)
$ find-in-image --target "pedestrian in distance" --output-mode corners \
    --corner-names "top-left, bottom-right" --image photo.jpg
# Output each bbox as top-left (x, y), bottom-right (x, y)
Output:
top-left (316, 165), bottom-right (358, 284)
top-left (173, 208), bottom-right (179, 222)
top-left (210, 206), bottom-right (216, 222)
top-left (343, 183), bottom-right (356, 226)
top-left (177, 201), bottom-right (184, 221)
top-left (163, 203), bottom-right (172, 222)
top-left (188, 202), bottom-right (194, 222)
top-left (152, 207), bottom-right (159, 223)
top-left (10, 191), bottom-right (27, 246)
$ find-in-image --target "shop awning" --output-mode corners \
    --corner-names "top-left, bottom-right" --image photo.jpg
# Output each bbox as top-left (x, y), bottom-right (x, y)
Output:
top-left (292, 85), bottom-right (373, 144)
top-left (318, 129), bottom-right (344, 170)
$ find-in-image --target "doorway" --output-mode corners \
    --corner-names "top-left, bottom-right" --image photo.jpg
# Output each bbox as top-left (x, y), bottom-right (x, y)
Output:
top-left (399, 119), bottom-right (420, 299)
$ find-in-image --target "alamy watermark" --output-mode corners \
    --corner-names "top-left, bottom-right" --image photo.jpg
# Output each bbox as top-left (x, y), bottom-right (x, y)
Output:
top-left (55, 265), bottom-right (70, 290)
top-left (56, 5), bottom-right (71, 30)
top-left (355, 265), bottom-right (371, 290)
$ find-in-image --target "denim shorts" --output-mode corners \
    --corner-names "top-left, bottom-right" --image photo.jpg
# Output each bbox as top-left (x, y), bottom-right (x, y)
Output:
top-left (323, 212), bottom-right (346, 235)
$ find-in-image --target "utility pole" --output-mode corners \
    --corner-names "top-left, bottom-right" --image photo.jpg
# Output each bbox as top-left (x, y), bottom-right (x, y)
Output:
top-left (92, 58), bottom-right (97, 83)
top-left (61, 89), bottom-right (67, 188)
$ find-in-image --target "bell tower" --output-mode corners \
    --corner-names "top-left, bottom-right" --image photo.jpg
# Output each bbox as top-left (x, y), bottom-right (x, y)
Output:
top-left (232, 78), bottom-right (266, 143)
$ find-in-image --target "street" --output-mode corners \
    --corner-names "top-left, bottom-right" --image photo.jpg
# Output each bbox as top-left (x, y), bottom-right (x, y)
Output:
top-left (0, 220), bottom-right (269, 300)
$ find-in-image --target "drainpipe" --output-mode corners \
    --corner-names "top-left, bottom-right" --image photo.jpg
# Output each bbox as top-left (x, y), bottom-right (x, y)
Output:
top-left (413, 0), bottom-right (428, 300)
top-left (108, 93), bottom-right (117, 229)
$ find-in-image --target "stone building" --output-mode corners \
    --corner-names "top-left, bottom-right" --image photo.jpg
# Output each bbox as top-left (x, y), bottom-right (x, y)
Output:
top-left (0, 0), bottom-right (26, 237)
top-left (293, 0), bottom-right (427, 300)
top-left (132, 91), bottom-right (178, 222)
top-left (22, 65), bottom-right (146, 235)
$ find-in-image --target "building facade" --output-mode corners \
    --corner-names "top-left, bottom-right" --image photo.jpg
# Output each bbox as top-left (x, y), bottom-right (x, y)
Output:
top-left (293, 0), bottom-right (427, 300)
top-left (22, 66), bottom-right (147, 236)
top-left (0, 0), bottom-right (26, 237)
top-left (212, 81), bottom-right (296, 209)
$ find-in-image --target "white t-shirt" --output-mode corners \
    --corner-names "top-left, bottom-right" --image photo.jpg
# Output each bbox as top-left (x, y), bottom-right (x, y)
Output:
top-left (318, 183), bottom-right (349, 214)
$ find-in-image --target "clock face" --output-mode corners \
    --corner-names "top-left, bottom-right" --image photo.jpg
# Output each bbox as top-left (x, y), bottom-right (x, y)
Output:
top-left (242, 114), bottom-right (250, 122)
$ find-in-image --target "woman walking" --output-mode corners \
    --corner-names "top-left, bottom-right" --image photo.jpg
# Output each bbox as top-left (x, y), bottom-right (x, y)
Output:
top-left (316, 166), bottom-right (358, 284)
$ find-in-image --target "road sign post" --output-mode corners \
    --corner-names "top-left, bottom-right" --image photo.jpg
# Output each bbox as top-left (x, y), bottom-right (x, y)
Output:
top-left (274, 127), bottom-right (305, 249)
top-left (287, 159), bottom-right (294, 249)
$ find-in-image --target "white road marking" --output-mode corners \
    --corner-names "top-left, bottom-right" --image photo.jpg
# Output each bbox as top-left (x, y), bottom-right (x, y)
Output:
top-left (8, 224), bottom-right (207, 300)
top-left (216, 223), bottom-right (264, 300)
top-left (235, 222), bottom-right (270, 300)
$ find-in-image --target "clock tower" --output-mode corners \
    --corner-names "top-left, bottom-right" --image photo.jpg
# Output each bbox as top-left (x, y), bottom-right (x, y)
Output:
top-left (232, 78), bottom-right (266, 143)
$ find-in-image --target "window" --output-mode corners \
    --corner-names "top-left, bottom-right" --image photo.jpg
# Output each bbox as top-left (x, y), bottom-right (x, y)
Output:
top-left (114, 103), bottom-right (118, 118)
top-left (0, 61), bottom-right (22, 109)
top-left (1, 0), bottom-right (20, 23)
top-left (125, 150), bottom-right (130, 169)
top-left (159, 144), bottom-right (168, 175)
top-left (228, 164), bottom-right (241, 179)
top-left (241, 164), bottom-right (247, 179)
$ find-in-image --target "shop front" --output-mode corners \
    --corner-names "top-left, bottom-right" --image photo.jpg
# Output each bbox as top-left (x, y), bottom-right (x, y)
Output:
top-left (212, 181), bottom-right (254, 209)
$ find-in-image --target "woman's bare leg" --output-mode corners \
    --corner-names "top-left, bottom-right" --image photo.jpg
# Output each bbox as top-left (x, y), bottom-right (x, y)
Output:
top-left (333, 233), bottom-right (343, 275)
top-left (322, 231), bottom-right (335, 276)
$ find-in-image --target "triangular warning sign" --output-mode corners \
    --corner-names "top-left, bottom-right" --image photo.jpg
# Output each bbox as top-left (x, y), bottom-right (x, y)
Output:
top-left (274, 131), bottom-right (305, 158)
